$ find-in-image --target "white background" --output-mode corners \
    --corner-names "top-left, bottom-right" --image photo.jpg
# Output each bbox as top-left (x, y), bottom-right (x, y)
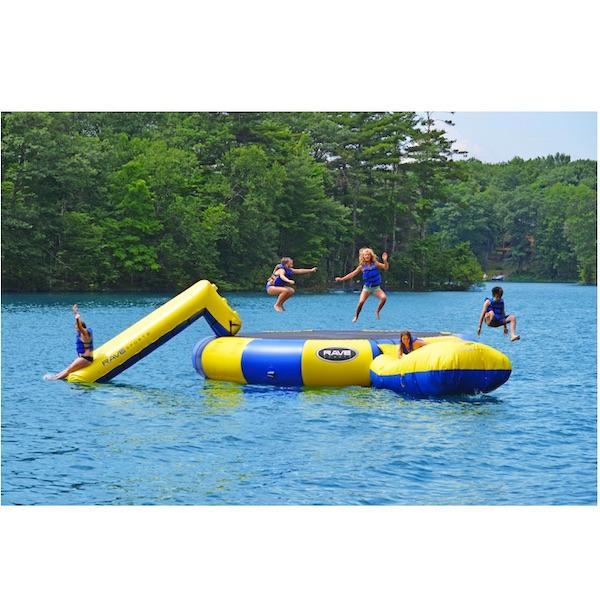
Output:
top-left (1, 1), bottom-right (598, 598)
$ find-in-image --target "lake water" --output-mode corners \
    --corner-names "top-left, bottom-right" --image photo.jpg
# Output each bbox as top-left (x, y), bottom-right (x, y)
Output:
top-left (1, 282), bottom-right (596, 504)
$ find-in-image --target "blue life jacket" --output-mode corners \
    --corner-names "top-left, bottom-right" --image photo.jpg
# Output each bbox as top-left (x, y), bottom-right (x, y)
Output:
top-left (362, 262), bottom-right (382, 287)
top-left (400, 335), bottom-right (415, 355)
top-left (487, 297), bottom-right (505, 320)
top-left (75, 328), bottom-right (93, 355)
top-left (269, 264), bottom-right (294, 287)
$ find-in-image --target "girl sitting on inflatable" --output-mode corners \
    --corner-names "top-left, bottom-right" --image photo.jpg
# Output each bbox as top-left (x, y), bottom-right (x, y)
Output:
top-left (266, 257), bottom-right (318, 312)
top-left (335, 248), bottom-right (389, 322)
top-left (44, 304), bottom-right (94, 380)
top-left (398, 330), bottom-right (425, 357)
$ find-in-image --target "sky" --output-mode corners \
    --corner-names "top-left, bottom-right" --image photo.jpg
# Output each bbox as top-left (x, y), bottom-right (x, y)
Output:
top-left (436, 112), bottom-right (597, 163)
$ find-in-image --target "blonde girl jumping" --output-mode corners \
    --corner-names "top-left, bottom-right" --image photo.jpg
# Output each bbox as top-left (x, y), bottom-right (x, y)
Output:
top-left (335, 248), bottom-right (389, 322)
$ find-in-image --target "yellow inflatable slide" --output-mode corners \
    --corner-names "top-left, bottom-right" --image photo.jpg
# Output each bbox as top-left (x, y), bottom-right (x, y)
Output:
top-left (67, 280), bottom-right (241, 384)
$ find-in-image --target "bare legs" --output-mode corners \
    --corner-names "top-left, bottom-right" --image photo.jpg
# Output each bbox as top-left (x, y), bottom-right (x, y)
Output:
top-left (351, 288), bottom-right (388, 322)
top-left (45, 356), bottom-right (91, 381)
top-left (484, 311), bottom-right (520, 341)
top-left (267, 286), bottom-right (295, 312)
top-left (505, 315), bottom-right (520, 341)
top-left (374, 288), bottom-right (387, 319)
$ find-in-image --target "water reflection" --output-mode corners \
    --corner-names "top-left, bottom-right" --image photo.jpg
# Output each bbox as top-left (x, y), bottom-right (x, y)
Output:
top-left (302, 385), bottom-right (401, 410)
top-left (99, 381), bottom-right (194, 411)
top-left (301, 384), bottom-right (501, 410)
top-left (199, 379), bottom-right (244, 413)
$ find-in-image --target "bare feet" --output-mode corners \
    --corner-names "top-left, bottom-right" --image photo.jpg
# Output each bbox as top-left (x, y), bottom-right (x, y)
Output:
top-left (274, 304), bottom-right (283, 312)
top-left (375, 310), bottom-right (381, 320)
top-left (352, 316), bottom-right (358, 323)
top-left (511, 335), bottom-right (520, 342)
top-left (43, 373), bottom-right (58, 381)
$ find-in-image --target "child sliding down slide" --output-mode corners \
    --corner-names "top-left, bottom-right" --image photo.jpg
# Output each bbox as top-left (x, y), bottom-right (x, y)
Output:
top-left (44, 304), bottom-right (94, 380)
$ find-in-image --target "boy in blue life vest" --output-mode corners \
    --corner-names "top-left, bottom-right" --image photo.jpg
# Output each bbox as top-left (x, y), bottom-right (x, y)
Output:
top-left (335, 247), bottom-right (389, 322)
top-left (45, 304), bottom-right (94, 380)
top-left (477, 286), bottom-right (520, 342)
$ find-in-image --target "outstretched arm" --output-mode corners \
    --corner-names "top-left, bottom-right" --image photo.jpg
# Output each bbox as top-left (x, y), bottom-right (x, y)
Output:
top-left (291, 267), bottom-right (318, 275)
top-left (477, 300), bottom-right (490, 335)
top-left (375, 252), bottom-right (389, 270)
top-left (335, 266), bottom-right (362, 282)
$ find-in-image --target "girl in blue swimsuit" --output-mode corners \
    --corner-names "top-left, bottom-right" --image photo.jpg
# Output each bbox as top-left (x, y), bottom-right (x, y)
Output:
top-left (335, 247), bottom-right (389, 322)
top-left (45, 304), bottom-right (94, 380)
top-left (266, 257), bottom-right (318, 312)
top-left (398, 330), bottom-right (425, 357)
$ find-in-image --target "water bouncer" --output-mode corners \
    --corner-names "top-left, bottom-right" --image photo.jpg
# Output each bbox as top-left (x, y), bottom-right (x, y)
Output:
top-left (193, 330), bottom-right (511, 396)
top-left (67, 280), bottom-right (511, 396)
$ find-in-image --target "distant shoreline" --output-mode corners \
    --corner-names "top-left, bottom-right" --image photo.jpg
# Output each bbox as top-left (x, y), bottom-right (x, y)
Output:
top-left (1, 279), bottom-right (590, 296)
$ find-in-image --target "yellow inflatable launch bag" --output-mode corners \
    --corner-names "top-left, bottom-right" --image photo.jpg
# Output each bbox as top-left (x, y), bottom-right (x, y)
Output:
top-left (370, 339), bottom-right (511, 396)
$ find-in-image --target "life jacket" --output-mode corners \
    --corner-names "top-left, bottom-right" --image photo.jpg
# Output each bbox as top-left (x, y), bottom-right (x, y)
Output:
top-left (267, 264), bottom-right (294, 287)
top-left (487, 297), bottom-right (505, 320)
top-left (362, 262), bottom-right (382, 287)
top-left (75, 327), bottom-right (93, 355)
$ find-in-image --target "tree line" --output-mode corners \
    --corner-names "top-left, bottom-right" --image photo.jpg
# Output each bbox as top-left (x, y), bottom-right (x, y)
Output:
top-left (1, 112), bottom-right (596, 292)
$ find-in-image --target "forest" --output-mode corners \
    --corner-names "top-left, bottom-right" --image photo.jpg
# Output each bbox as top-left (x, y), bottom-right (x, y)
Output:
top-left (1, 112), bottom-right (596, 292)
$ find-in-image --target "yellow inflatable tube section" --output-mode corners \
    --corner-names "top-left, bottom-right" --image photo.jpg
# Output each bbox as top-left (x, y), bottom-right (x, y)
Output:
top-left (67, 280), bottom-right (241, 384)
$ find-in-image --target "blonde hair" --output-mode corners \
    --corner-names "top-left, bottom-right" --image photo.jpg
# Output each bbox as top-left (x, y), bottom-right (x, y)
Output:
top-left (358, 247), bottom-right (378, 266)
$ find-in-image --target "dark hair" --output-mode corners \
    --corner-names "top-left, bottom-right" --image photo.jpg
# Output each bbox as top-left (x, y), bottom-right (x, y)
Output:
top-left (80, 322), bottom-right (87, 329)
top-left (399, 330), bottom-right (412, 341)
top-left (491, 286), bottom-right (503, 297)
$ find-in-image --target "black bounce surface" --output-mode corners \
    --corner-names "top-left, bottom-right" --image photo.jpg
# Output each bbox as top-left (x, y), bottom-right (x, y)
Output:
top-left (240, 330), bottom-right (447, 340)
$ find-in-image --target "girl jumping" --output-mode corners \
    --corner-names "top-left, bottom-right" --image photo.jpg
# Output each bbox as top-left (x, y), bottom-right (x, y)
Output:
top-left (335, 248), bottom-right (389, 322)
top-left (266, 256), bottom-right (318, 312)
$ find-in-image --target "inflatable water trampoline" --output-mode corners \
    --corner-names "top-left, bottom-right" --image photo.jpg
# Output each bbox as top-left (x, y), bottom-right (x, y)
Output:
top-left (193, 329), bottom-right (512, 396)
top-left (64, 279), bottom-right (511, 396)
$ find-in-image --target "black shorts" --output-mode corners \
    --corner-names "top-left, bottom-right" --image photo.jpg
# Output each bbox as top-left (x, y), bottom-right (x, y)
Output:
top-left (488, 315), bottom-right (508, 327)
top-left (79, 354), bottom-right (94, 363)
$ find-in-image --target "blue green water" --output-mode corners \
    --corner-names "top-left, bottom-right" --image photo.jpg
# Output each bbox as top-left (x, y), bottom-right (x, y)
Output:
top-left (1, 282), bottom-right (596, 504)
